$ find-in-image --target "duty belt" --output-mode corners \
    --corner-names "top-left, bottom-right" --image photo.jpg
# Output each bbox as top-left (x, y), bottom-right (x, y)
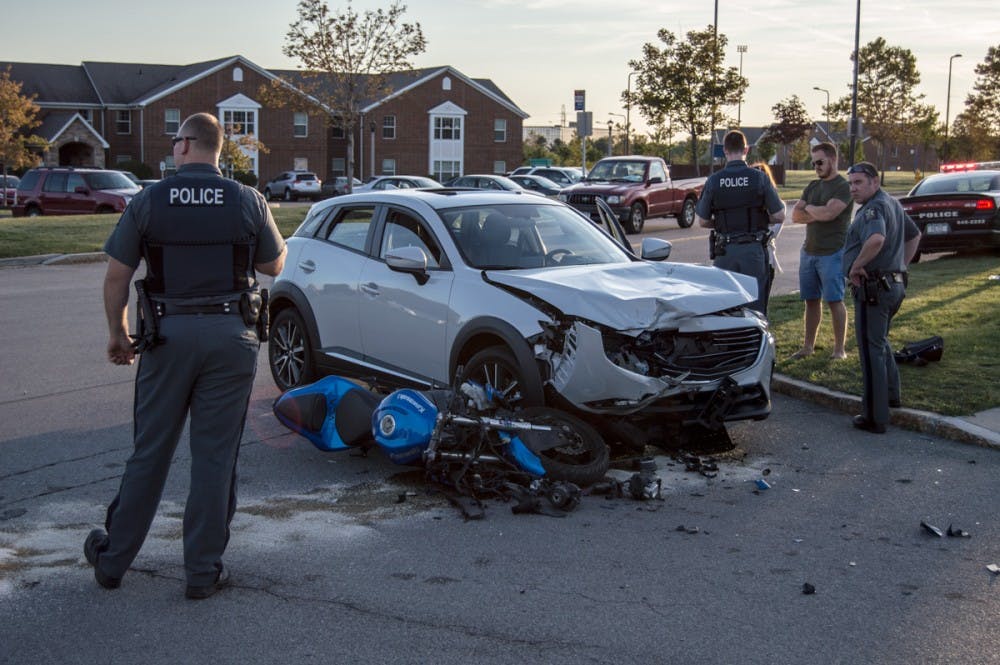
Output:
top-left (155, 301), bottom-right (242, 316)
top-left (871, 271), bottom-right (906, 283)
top-left (721, 231), bottom-right (768, 244)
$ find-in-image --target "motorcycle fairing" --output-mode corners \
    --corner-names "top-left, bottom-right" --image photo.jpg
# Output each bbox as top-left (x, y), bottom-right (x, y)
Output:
top-left (273, 375), bottom-right (380, 451)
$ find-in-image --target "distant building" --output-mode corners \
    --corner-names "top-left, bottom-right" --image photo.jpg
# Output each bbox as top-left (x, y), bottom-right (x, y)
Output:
top-left (2, 55), bottom-right (527, 184)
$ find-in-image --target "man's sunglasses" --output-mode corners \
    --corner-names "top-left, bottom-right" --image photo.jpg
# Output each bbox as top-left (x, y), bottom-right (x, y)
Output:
top-left (171, 136), bottom-right (197, 146)
top-left (847, 163), bottom-right (878, 178)
top-left (812, 159), bottom-right (826, 168)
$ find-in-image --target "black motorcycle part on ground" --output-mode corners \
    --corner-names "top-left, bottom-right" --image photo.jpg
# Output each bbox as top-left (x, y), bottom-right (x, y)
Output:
top-left (515, 407), bottom-right (610, 486)
top-left (273, 393), bottom-right (327, 433)
top-left (335, 389), bottom-right (382, 446)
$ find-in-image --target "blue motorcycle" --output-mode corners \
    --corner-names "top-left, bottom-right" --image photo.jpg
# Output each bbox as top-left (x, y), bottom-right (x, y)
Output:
top-left (273, 376), bottom-right (610, 492)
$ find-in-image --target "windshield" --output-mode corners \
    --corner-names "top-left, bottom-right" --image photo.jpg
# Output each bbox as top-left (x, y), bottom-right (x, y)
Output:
top-left (85, 171), bottom-right (139, 190)
top-left (910, 172), bottom-right (1000, 195)
top-left (440, 202), bottom-right (633, 270)
top-left (409, 176), bottom-right (441, 188)
top-left (586, 160), bottom-right (647, 183)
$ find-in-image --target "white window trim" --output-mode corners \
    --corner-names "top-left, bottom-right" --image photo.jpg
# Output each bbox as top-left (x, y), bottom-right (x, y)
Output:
top-left (294, 112), bottom-right (308, 138)
top-left (116, 110), bottom-right (131, 135)
top-left (494, 119), bottom-right (507, 143)
top-left (165, 108), bottom-right (180, 135)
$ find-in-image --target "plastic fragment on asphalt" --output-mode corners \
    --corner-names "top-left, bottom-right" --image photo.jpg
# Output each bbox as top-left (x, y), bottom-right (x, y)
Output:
top-left (675, 525), bottom-right (700, 534)
top-left (920, 521), bottom-right (944, 537)
top-left (802, 583), bottom-right (816, 595)
top-left (987, 564), bottom-right (1000, 575)
top-left (755, 479), bottom-right (771, 490)
top-left (946, 524), bottom-right (971, 538)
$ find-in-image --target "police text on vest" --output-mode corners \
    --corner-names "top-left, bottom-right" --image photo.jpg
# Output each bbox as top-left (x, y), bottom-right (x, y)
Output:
top-left (169, 187), bottom-right (225, 205)
top-left (719, 177), bottom-right (749, 187)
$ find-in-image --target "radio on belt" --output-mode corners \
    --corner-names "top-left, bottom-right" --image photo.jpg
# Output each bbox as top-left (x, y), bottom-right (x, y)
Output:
top-left (169, 187), bottom-right (225, 205)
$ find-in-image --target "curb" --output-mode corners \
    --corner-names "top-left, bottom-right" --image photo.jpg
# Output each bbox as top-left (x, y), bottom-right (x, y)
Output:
top-left (0, 252), bottom-right (107, 267)
top-left (772, 374), bottom-right (1000, 451)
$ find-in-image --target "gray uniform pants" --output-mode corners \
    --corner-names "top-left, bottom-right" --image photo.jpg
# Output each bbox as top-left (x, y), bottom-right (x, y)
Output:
top-left (100, 313), bottom-right (259, 585)
top-left (853, 282), bottom-right (905, 427)
top-left (714, 241), bottom-right (769, 314)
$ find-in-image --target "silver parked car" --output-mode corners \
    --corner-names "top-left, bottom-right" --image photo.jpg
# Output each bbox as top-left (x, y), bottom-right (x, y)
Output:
top-left (267, 189), bottom-right (774, 443)
top-left (262, 170), bottom-right (322, 201)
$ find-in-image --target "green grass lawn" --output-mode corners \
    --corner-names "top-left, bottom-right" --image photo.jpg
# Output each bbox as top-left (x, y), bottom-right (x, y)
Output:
top-left (769, 253), bottom-right (1000, 416)
top-left (0, 206), bottom-right (310, 259)
top-left (777, 169), bottom-right (924, 198)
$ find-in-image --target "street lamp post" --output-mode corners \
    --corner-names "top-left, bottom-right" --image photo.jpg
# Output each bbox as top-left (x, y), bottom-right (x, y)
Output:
top-left (813, 86), bottom-right (830, 138)
top-left (945, 53), bottom-right (962, 163)
top-left (710, 0), bottom-right (719, 173)
top-left (848, 0), bottom-right (861, 166)
top-left (609, 112), bottom-right (625, 156)
top-left (737, 45), bottom-right (747, 127)
top-left (625, 71), bottom-right (636, 155)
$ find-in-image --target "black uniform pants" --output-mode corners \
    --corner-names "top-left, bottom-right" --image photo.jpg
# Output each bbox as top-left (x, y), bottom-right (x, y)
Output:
top-left (714, 241), bottom-right (769, 314)
top-left (99, 313), bottom-right (259, 586)
top-left (853, 282), bottom-right (905, 427)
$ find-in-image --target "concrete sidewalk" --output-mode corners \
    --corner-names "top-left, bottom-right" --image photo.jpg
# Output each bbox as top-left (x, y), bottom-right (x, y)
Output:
top-left (4, 251), bottom-right (999, 451)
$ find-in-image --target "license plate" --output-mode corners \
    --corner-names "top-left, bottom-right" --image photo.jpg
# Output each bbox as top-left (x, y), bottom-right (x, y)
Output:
top-left (925, 222), bottom-right (950, 235)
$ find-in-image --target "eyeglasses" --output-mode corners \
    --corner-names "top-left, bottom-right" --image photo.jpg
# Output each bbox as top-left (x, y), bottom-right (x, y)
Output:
top-left (171, 136), bottom-right (197, 146)
top-left (812, 159), bottom-right (826, 168)
top-left (847, 163), bottom-right (878, 178)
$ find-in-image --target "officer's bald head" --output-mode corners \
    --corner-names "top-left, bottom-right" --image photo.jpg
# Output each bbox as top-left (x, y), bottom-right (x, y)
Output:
top-left (178, 113), bottom-right (223, 155)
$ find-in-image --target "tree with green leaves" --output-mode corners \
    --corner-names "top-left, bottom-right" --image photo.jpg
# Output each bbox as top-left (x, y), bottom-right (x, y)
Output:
top-left (220, 124), bottom-right (269, 185)
top-left (765, 95), bottom-right (813, 167)
top-left (264, 0), bottom-right (426, 187)
top-left (952, 45), bottom-right (1000, 160)
top-left (830, 37), bottom-right (936, 171)
top-left (0, 66), bottom-right (46, 188)
top-left (625, 26), bottom-right (747, 174)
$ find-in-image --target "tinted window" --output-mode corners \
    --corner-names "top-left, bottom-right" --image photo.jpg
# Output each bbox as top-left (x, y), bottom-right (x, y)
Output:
top-left (66, 173), bottom-right (86, 192)
top-left (17, 171), bottom-right (40, 191)
top-left (43, 173), bottom-right (68, 192)
top-left (295, 173), bottom-right (316, 182)
top-left (325, 207), bottom-right (375, 252)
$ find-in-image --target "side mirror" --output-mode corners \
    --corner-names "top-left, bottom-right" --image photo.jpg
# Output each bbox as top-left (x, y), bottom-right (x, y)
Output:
top-left (640, 237), bottom-right (672, 261)
top-left (646, 176), bottom-right (664, 185)
top-left (385, 245), bottom-right (430, 284)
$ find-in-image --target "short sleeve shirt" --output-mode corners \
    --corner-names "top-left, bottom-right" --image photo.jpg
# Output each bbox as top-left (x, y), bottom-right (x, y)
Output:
top-left (695, 160), bottom-right (785, 222)
top-left (842, 188), bottom-right (919, 276)
top-left (800, 175), bottom-right (852, 255)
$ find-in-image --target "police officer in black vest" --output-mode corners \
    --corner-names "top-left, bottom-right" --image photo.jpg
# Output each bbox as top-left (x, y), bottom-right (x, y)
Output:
top-left (695, 130), bottom-right (786, 314)
top-left (85, 113), bottom-right (286, 599)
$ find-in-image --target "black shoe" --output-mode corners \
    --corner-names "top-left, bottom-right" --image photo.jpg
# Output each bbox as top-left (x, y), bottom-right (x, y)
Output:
top-left (84, 529), bottom-right (122, 590)
top-left (852, 415), bottom-right (886, 434)
top-left (185, 566), bottom-right (231, 600)
top-left (889, 399), bottom-right (901, 408)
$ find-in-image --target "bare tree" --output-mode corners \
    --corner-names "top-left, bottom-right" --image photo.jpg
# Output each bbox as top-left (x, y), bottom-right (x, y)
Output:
top-left (264, 0), bottom-right (426, 188)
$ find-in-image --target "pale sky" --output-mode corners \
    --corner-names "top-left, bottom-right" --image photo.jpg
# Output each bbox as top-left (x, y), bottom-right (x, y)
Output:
top-left (2, 0), bottom-right (995, 137)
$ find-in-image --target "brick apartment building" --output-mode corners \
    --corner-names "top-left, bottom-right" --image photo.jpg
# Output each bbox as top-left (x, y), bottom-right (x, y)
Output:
top-left (2, 55), bottom-right (527, 185)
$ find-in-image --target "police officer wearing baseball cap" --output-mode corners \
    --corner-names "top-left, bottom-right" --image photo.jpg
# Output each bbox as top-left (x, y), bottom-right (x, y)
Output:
top-left (695, 130), bottom-right (786, 314)
top-left (843, 161), bottom-right (921, 434)
top-left (85, 112), bottom-right (286, 598)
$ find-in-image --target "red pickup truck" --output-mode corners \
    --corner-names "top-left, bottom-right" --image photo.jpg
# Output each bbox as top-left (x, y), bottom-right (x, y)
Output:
top-left (558, 156), bottom-right (704, 233)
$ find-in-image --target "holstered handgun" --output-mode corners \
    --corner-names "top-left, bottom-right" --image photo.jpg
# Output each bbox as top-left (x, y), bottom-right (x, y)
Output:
top-left (239, 289), bottom-right (269, 342)
top-left (862, 277), bottom-right (881, 306)
top-left (709, 230), bottom-right (726, 258)
top-left (709, 230), bottom-right (717, 259)
top-left (131, 279), bottom-right (164, 353)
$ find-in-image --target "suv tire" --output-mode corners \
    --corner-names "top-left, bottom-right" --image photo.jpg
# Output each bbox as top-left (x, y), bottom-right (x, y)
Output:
top-left (263, 188), bottom-right (273, 201)
top-left (283, 188), bottom-right (293, 202)
top-left (269, 308), bottom-right (315, 391)
top-left (459, 345), bottom-right (540, 409)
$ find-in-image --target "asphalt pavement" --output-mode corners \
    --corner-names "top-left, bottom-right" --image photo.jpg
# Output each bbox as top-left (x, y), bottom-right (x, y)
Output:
top-left (2, 250), bottom-right (996, 452)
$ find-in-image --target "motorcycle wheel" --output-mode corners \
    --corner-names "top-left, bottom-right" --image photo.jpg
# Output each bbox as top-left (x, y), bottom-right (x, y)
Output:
top-left (516, 407), bottom-right (609, 486)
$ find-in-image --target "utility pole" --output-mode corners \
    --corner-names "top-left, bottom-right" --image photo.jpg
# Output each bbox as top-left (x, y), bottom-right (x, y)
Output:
top-left (625, 71), bottom-right (636, 155)
top-left (944, 53), bottom-right (962, 163)
top-left (848, 0), bottom-right (861, 165)
top-left (813, 86), bottom-right (830, 138)
top-left (737, 45), bottom-right (747, 128)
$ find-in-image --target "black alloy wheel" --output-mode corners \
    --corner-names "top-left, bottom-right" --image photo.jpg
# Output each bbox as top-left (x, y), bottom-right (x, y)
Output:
top-left (459, 345), bottom-right (539, 410)
top-left (269, 308), bottom-right (315, 391)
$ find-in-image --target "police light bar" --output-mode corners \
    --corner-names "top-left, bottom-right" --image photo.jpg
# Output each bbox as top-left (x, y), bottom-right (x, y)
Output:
top-left (940, 160), bottom-right (1000, 173)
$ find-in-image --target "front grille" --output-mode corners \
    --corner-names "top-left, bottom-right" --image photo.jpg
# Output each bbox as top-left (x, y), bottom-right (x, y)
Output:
top-left (567, 193), bottom-right (598, 206)
top-left (657, 327), bottom-right (763, 381)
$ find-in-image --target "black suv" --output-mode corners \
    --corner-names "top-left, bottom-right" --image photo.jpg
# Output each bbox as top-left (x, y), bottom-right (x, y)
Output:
top-left (12, 167), bottom-right (140, 217)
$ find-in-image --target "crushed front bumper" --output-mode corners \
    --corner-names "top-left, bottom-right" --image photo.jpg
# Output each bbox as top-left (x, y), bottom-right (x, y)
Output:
top-left (545, 319), bottom-right (774, 425)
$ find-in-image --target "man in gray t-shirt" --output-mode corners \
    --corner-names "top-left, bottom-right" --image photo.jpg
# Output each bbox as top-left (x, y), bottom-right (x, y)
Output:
top-left (843, 161), bottom-right (920, 434)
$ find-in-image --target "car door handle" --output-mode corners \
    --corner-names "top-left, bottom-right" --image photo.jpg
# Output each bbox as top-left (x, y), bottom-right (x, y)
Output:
top-left (360, 282), bottom-right (379, 297)
top-left (298, 259), bottom-right (316, 273)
